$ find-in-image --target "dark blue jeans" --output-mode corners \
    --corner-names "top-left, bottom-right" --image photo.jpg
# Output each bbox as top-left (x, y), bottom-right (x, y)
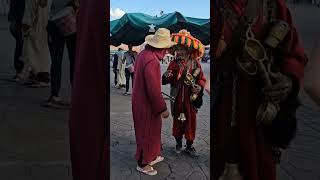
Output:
top-left (47, 21), bottom-right (76, 96)
top-left (125, 68), bottom-right (134, 93)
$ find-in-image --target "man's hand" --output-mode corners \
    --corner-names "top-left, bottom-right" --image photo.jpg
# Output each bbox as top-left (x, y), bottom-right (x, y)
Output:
top-left (263, 72), bottom-right (293, 104)
top-left (191, 84), bottom-right (202, 94)
top-left (161, 109), bottom-right (170, 119)
top-left (163, 70), bottom-right (173, 78)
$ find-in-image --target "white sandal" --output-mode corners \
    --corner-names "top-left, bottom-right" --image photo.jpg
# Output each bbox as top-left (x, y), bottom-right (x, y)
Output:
top-left (149, 156), bottom-right (164, 166)
top-left (136, 165), bottom-right (157, 176)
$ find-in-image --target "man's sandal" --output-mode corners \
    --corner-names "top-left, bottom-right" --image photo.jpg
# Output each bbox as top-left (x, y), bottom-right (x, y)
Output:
top-left (149, 156), bottom-right (164, 166)
top-left (136, 165), bottom-right (157, 176)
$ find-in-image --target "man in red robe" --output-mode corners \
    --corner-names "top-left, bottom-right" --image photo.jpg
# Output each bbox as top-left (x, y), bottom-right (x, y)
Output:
top-left (132, 28), bottom-right (176, 176)
top-left (69, 0), bottom-right (108, 179)
top-left (162, 30), bottom-right (206, 157)
top-left (212, 0), bottom-right (308, 179)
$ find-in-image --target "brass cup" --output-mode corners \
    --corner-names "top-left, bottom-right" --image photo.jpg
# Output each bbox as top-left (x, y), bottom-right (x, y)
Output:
top-left (178, 113), bottom-right (186, 122)
top-left (218, 163), bottom-right (243, 180)
top-left (237, 38), bottom-right (266, 75)
top-left (256, 101), bottom-right (279, 125)
top-left (236, 56), bottom-right (258, 75)
top-left (190, 93), bottom-right (198, 102)
top-left (193, 68), bottom-right (201, 77)
top-left (265, 21), bottom-right (290, 48)
top-left (184, 73), bottom-right (195, 86)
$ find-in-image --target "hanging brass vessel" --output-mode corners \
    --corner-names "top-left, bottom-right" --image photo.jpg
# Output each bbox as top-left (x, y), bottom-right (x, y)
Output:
top-left (218, 163), bottom-right (243, 180)
top-left (265, 20), bottom-right (290, 48)
top-left (184, 68), bottom-right (201, 102)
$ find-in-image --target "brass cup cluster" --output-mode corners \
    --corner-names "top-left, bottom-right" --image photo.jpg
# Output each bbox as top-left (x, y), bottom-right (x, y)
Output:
top-left (184, 68), bottom-right (201, 102)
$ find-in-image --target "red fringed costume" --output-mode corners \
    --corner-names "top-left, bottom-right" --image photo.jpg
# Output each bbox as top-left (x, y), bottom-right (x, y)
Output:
top-left (163, 60), bottom-right (206, 142)
top-left (162, 30), bottom-right (206, 143)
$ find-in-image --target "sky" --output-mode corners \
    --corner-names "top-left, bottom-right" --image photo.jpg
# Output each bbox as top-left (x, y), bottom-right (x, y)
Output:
top-left (110, 0), bottom-right (210, 21)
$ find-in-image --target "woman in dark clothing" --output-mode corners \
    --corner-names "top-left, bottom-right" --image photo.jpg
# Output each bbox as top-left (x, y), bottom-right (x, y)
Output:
top-left (8, 0), bottom-right (25, 82)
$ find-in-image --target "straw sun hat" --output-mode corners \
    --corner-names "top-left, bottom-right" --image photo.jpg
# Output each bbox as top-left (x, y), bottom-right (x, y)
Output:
top-left (145, 28), bottom-right (177, 49)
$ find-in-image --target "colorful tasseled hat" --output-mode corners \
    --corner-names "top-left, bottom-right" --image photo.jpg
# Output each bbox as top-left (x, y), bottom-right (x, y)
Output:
top-left (171, 29), bottom-right (205, 59)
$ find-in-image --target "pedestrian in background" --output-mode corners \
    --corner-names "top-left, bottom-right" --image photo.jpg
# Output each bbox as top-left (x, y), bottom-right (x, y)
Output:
top-left (8, 0), bottom-right (25, 82)
top-left (21, 0), bottom-right (52, 87)
top-left (116, 48), bottom-right (126, 88)
top-left (112, 49), bottom-right (119, 87)
top-left (123, 44), bottom-right (137, 95)
top-left (44, 0), bottom-right (78, 109)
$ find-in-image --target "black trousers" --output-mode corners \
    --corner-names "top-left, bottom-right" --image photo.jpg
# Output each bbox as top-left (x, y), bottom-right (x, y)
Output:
top-left (125, 68), bottom-right (134, 92)
top-left (175, 136), bottom-right (193, 147)
top-left (47, 21), bottom-right (76, 97)
top-left (113, 69), bottom-right (118, 85)
top-left (10, 23), bottom-right (24, 74)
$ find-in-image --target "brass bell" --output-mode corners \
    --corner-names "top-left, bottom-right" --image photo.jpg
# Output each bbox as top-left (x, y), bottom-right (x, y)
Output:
top-left (219, 163), bottom-right (243, 180)
top-left (178, 113), bottom-right (186, 122)
top-left (190, 93), bottom-right (198, 102)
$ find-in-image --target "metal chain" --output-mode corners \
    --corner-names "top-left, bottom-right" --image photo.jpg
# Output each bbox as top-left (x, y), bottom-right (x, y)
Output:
top-left (230, 72), bottom-right (238, 127)
top-left (267, 0), bottom-right (274, 23)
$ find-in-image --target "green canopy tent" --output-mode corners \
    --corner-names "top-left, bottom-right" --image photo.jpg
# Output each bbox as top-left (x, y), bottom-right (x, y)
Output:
top-left (110, 12), bottom-right (210, 46)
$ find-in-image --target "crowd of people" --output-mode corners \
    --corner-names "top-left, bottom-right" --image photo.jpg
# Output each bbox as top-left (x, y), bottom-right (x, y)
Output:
top-left (8, 0), bottom-right (78, 108)
top-left (112, 45), bottom-right (137, 95)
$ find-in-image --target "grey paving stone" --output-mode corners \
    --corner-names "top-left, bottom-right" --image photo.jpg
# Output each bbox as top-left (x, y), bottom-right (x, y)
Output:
top-left (0, 165), bottom-right (29, 180)
top-left (169, 159), bottom-right (193, 177)
top-left (187, 171), bottom-right (208, 180)
top-left (153, 162), bottom-right (171, 179)
top-left (29, 165), bottom-right (71, 180)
